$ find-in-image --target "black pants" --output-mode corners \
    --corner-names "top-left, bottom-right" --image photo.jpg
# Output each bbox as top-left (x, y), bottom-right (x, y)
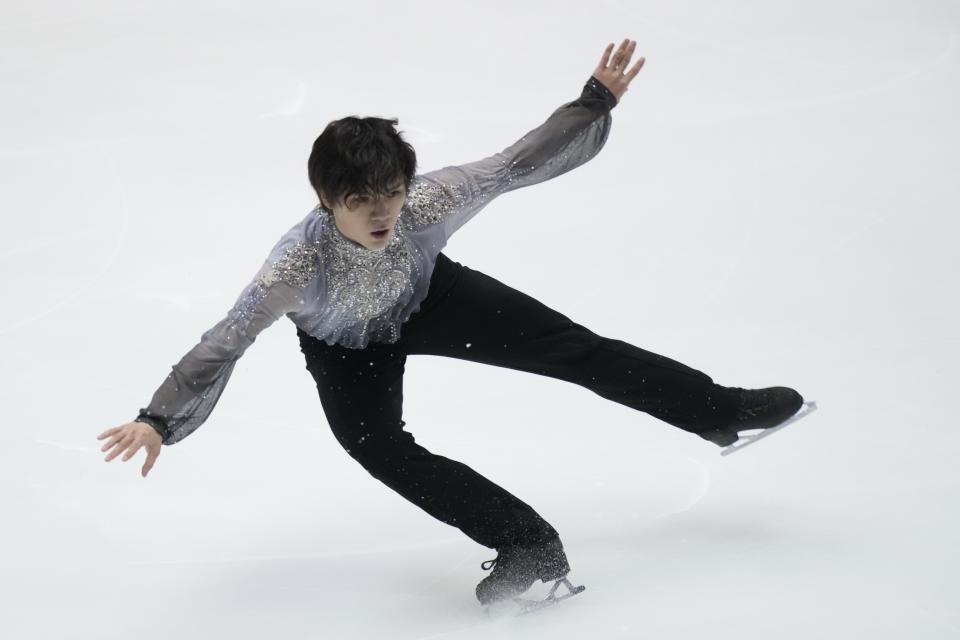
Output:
top-left (297, 252), bottom-right (739, 550)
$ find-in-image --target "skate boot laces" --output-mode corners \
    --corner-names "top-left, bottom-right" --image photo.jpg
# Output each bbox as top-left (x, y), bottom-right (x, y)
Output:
top-left (475, 537), bottom-right (571, 605)
top-left (480, 554), bottom-right (500, 571)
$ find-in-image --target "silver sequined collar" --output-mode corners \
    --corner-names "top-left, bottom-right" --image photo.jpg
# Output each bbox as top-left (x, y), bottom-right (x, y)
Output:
top-left (305, 204), bottom-right (422, 347)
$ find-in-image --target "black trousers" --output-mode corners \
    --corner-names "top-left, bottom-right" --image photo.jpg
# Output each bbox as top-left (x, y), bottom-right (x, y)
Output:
top-left (297, 252), bottom-right (739, 550)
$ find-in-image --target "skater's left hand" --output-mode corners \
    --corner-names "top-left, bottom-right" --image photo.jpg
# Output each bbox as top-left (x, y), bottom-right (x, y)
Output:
top-left (591, 38), bottom-right (645, 104)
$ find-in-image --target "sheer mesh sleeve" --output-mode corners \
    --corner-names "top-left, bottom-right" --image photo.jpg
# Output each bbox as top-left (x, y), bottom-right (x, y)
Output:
top-left (402, 75), bottom-right (617, 239)
top-left (134, 236), bottom-right (318, 445)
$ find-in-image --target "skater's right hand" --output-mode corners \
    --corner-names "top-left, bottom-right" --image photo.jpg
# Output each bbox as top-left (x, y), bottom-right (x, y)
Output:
top-left (97, 421), bottom-right (162, 478)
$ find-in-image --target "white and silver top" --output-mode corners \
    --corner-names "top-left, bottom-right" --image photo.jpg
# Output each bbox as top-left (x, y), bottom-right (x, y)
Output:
top-left (136, 75), bottom-right (618, 445)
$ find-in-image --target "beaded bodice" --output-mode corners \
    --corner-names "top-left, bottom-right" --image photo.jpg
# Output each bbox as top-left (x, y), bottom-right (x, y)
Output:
top-left (135, 75), bottom-right (618, 445)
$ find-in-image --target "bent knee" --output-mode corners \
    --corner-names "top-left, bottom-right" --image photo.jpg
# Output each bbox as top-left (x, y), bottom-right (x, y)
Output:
top-left (337, 431), bottom-right (427, 474)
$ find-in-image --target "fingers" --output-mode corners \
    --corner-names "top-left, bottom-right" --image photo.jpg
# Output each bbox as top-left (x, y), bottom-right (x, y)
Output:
top-left (97, 426), bottom-right (121, 440)
top-left (627, 56), bottom-right (646, 78)
top-left (103, 431), bottom-right (135, 461)
top-left (142, 446), bottom-right (160, 478)
top-left (100, 432), bottom-right (126, 454)
top-left (613, 39), bottom-right (635, 70)
top-left (599, 42), bottom-right (613, 67)
top-left (122, 440), bottom-right (145, 462)
top-left (600, 39), bottom-right (643, 74)
top-left (100, 423), bottom-right (161, 477)
top-left (600, 40), bottom-right (630, 69)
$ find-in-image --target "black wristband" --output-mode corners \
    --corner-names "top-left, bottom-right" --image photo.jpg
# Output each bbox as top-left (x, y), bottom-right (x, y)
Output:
top-left (584, 75), bottom-right (618, 109)
top-left (135, 413), bottom-right (170, 441)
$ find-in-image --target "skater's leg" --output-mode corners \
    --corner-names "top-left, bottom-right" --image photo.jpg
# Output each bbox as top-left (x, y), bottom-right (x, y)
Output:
top-left (296, 325), bottom-right (557, 549)
top-left (398, 256), bottom-right (740, 436)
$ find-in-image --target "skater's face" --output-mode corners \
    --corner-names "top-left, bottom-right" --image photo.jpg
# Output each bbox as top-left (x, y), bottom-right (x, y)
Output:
top-left (321, 177), bottom-right (407, 251)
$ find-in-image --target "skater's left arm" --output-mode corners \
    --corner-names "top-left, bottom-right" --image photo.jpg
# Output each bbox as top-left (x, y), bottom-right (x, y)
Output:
top-left (404, 40), bottom-right (644, 240)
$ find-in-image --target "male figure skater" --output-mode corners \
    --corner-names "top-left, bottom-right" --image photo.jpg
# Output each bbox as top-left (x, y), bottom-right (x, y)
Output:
top-left (97, 39), bottom-right (805, 608)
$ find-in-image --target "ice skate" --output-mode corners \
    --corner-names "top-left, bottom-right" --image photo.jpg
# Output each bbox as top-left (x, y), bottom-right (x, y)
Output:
top-left (476, 535), bottom-right (584, 614)
top-left (509, 577), bottom-right (586, 615)
top-left (697, 387), bottom-right (815, 454)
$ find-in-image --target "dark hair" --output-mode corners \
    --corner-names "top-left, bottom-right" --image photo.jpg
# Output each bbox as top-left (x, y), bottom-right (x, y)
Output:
top-left (307, 116), bottom-right (417, 210)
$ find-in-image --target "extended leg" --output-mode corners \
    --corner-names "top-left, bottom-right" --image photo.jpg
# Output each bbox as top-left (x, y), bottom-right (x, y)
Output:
top-left (398, 258), bottom-right (740, 435)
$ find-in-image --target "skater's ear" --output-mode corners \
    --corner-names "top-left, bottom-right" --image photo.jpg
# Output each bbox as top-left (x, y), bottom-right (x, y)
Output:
top-left (318, 191), bottom-right (338, 211)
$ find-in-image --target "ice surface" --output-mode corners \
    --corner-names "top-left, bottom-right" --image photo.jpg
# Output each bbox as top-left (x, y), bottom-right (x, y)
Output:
top-left (3, 0), bottom-right (959, 638)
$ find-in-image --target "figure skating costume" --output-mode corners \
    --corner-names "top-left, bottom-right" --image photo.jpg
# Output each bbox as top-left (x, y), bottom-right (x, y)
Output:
top-left (133, 75), bottom-right (808, 609)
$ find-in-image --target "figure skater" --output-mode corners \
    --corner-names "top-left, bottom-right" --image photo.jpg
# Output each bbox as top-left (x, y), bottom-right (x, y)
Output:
top-left (97, 39), bottom-right (805, 608)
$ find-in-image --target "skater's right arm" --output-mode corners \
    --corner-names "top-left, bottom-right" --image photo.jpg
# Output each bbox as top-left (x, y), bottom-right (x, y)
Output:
top-left (116, 222), bottom-right (319, 452)
top-left (130, 272), bottom-right (307, 446)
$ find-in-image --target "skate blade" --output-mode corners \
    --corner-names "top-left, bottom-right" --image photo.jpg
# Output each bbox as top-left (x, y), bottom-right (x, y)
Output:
top-left (720, 400), bottom-right (818, 456)
top-left (484, 578), bottom-right (586, 617)
top-left (512, 578), bottom-right (585, 615)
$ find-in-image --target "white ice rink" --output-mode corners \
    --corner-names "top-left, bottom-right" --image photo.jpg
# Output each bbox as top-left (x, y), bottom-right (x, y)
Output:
top-left (2, 1), bottom-right (958, 638)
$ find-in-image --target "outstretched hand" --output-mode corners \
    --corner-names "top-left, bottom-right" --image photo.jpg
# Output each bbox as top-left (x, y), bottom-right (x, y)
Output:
top-left (97, 421), bottom-right (162, 478)
top-left (592, 39), bottom-right (645, 104)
